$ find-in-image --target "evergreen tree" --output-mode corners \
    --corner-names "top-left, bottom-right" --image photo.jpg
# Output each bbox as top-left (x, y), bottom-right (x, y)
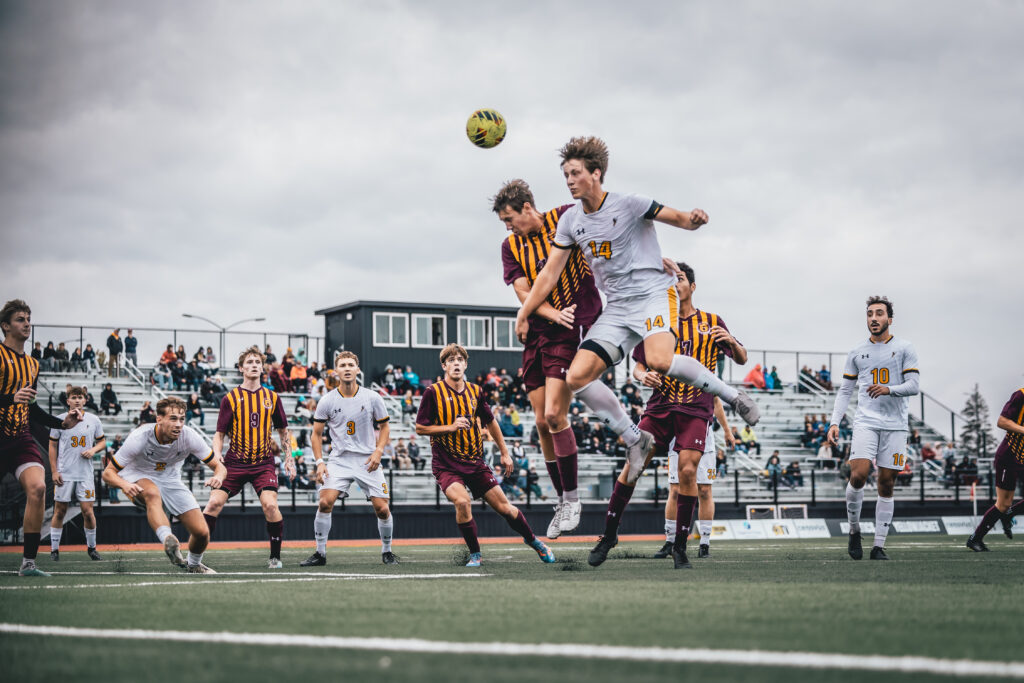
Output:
top-left (959, 384), bottom-right (993, 457)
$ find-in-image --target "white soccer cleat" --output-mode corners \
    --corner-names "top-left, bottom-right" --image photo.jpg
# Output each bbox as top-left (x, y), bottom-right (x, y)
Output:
top-left (624, 430), bottom-right (655, 485)
top-left (732, 391), bottom-right (760, 426)
top-left (546, 502), bottom-right (564, 539)
top-left (186, 563), bottom-right (217, 574)
top-left (267, 558), bottom-right (283, 569)
top-left (163, 536), bottom-right (185, 568)
top-left (559, 500), bottom-right (582, 534)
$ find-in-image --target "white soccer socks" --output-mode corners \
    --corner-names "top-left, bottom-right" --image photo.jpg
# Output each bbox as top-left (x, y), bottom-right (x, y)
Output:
top-left (186, 551), bottom-right (204, 568)
top-left (575, 380), bottom-right (641, 446)
top-left (666, 355), bottom-right (739, 404)
top-left (314, 510), bottom-right (332, 555)
top-left (155, 525), bottom-right (173, 544)
top-left (874, 496), bottom-right (894, 548)
top-left (845, 483), bottom-right (865, 533)
top-left (699, 521), bottom-right (713, 545)
top-left (49, 527), bottom-right (62, 552)
top-left (84, 527), bottom-right (97, 548)
top-left (378, 515), bottom-right (394, 553)
top-left (664, 518), bottom-right (676, 543)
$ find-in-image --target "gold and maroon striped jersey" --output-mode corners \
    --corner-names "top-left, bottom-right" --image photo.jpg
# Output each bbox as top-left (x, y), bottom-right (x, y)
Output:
top-left (633, 309), bottom-right (736, 420)
top-left (416, 380), bottom-right (494, 464)
top-left (997, 388), bottom-right (1024, 464)
top-left (0, 343), bottom-right (38, 437)
top-left (217, 386), bottom-right (287, 464)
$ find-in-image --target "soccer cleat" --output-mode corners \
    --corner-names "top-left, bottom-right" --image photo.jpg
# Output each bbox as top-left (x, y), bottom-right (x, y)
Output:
top-left (966, 534), bottom-right (990, 552)
top-left (869, 546), bottom-right (889, 561)
top-left (653, 541), bottom-right (673, 559)
top-left (50, 549), bottom-right (59, 562)
top-left (530, 539), bottom-right (556, 564)
top-left (732, 391), bottom-right (760, 426)
top-left (267, 558), bottom-right (283, 569)
top-left (847, 531), bottom-right (863, 560)
top-left (698, 544), bottom-right (710, 559)
top-left (671, 544), bottom-right (692, 569)
top-left (186, 563), bottom-right (217, 574)
top-left (546, 502), bottom-right (564, 539)
top-left (587, 534), bottom-right (618, 567)
top-left (299, 551), bottom-right (327, 567)
top-left (465, 552), bottom-right (482, 567)
top-left (163, 535), bottom-right (186, 567)
top-left (1001, 516), bottom-right (1013, 539)
top-left (87, 547), bottom-right (102, 561)
top-left (18, 563), bottom-right (50, 577)
top-left (623, 430), bottom-right (655, 485)
top-left (559, 500), bottom-right (582, 534)
top-left (382, 551), bottom-right (399, 565)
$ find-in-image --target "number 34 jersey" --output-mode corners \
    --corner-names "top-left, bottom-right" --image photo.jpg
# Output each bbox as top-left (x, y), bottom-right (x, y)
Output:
top-left (841, 336), bottom-right (920, 431)
top-left (313, 386), bottom-right (390, 457)
top-left (50, 412), bottom-right (104, 481)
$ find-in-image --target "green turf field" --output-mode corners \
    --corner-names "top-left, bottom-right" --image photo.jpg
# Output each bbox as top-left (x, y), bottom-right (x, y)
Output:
top-left (2, 536), bottom-right (1023, 682)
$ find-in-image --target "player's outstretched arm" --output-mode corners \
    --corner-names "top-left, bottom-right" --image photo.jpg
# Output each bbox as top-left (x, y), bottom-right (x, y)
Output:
top-left (653, 207), bottom-right (709, 231)
top-left (102, 463), bottom-right (141, 499)
top-left (515, 247), bottom-right (571, 337)
top-left (827, 378), bottom-right (857, 445)
top-left (710, 326), bottom-right (748, 365)
top-left (277, 428), bottom-right (295, 478)
top-left (997, 415), bottom-right (1024, 437)
top-left (714, 397), bottom-right (735, 449)
top-left (311, 422), bottom-right (327, 483)
top-left (204, 454), bottom-right (226, 489)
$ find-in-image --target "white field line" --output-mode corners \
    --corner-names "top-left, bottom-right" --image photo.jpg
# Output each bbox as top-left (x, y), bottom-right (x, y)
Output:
top-left (0, 623), bottom-right (1021, 678)
top-left (0, 572), bottom-right (487, 588)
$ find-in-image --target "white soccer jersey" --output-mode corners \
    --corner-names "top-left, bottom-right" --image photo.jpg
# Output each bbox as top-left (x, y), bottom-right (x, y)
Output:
top-left (50, 413), bottom-right (104, 481)
top-left (835, 336), bottom-right (920, 430)
top-left (313, 386), bottom-right (390, 457)
top-left (553, 192), bottom-right (675, 300)
top-left (109, 424), bottom-right (212, 480)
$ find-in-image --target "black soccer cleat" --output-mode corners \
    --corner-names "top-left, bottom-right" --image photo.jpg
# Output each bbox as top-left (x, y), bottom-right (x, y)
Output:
top-left (587, 534), bottom-right (618, 567)
top-left (87, 547), bottom-right (102, 561)
top-left (671, 543), bottom-right (692, 569)
top-left (869, 546), bottom-right (889, 560)
top-left (382, 551), bottom-right (399, 565)
top-left (50, 550), bottom-right (59, 562)
top-left (848, 531), bottom-right (863, 560)
top-left (652, 541), bottom-right (673, 559)
top-left (299, 551), bottom-right (327, 567)
top-left (698, 544), bottom-right (710, 559)
top-left (1001, 516), bottom-right (1013, 539)
top-left (966, 534), bottom-right (990, 552)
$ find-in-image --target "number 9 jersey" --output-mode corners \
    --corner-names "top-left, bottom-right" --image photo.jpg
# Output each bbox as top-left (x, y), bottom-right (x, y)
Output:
top-left (840, 336), bottom-right (920, 430)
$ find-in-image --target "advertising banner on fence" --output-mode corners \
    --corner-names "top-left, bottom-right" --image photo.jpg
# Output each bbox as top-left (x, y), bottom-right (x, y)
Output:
top-left (729, 519), bottom-right (767, 539)
top-left (793, 518), bottom-right (831, 538)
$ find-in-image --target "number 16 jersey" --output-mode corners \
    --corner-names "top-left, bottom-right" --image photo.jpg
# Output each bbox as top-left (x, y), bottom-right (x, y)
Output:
top-left (840, 336), bottom-right (920, 430)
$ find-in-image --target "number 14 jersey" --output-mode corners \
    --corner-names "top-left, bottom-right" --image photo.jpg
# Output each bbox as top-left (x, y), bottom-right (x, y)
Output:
top-left (840, 336), bottom-right (920, 430)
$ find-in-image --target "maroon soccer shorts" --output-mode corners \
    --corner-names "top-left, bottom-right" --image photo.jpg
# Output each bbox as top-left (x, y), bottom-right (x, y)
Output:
top-left (433, 459), bottom-right (499, 499)
top-left (994, 449), bottom-right (1024, 492)
top-left (0, 433), bottom-right (45, 479)
top-left (220, 458), bottom-right (279, 497)
top-left (522, 336), bottom-right (578, 393)
top-left (639, 412), bottom-right (711, 453)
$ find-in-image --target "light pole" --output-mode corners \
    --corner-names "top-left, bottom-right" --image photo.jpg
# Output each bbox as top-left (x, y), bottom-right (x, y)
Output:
top-left (181, 314), bottom-right (266, 367)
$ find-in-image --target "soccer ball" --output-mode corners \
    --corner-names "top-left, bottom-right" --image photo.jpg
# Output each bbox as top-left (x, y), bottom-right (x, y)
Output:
top-left (465, 108), bottom-right (507, 148)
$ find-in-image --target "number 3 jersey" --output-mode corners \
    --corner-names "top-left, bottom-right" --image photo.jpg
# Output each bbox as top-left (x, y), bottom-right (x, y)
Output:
top-left (50, 412), bottom-right (104, 481)
top-left (838, 336), bottom-right (920, 430)
top-left (313, 386), bottom-right (390, 458)
top-left (553, 192), bottom-right (676, 301)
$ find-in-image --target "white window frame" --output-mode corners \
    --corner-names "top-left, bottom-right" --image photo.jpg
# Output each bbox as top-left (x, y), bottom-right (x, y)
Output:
top-left (457, 315), bottom-right (492, 350)
top-left (372, 312), bottom-right (409, 348)
top-left (492, 317), bottom-right (524, 351)
top-left (411, 314), bottom-right (447, 349)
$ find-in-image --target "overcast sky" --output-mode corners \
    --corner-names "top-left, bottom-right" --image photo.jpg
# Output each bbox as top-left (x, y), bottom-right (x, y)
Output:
top-left (2, 1), bottom-right (1021, 435)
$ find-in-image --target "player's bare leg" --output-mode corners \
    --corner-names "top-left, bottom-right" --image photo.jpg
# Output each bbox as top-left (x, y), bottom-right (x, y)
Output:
top-left (642, 331), bottom-right (759, 426)
top-left (370, 496), bottom-right (397, 564)
top-left (654, 484), bottom-right (679, 558)
top-left (670, 448), bottom-right (703, 570)
top-left (482, 486), bottom-right (554, 563)
top-left (134, 479), bottom-right (185, 568)
top-left (259, 489), bottom-right (285, 568)
top-left (589, 447), bottom-right (662, 567)
top-left (567, 348), bottom-right (654, 484)
top-left (179, 508), bottom-right (214, 573)
top-left (19, 465), bottom-right (48, 576)
top-left (80, 500), bottom-right (100, 560)
top-left (696, 483), bottom-right (714, 558)
top-left (968, 488), bottom-right (1016, 551)
top-left (302, 488), bottom-right (341, 566)
top-left (529, 386), bottom-right (562, 538)
top-left (543, 375), bottom-right (581, 533)
top-left (446, 483), bottom-right (482, 566)
top-left (49, 499), bottom-right (69, 561)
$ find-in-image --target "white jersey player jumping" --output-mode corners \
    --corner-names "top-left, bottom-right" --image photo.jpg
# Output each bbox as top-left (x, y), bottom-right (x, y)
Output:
top-left (48, 387), bottom-right (106, 561)
top-left (101, 396), bottom-right (226, 573)
top-left (827, 296), bottom-right (920, 561)
top-left (301, 351), bottom-right (397, 567)
top-left (515, 136), bottom-right (760, 485)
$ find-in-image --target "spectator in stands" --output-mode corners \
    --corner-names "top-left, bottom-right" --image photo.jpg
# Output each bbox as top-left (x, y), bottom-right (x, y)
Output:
top-left (394, 438), bottom-right (412, 469)
top-left (289, 361), bottom-right (309, 393)
top-left (838, 414), bottom-right (852, 440)
top-left (896, 458), bottom-right (914, 486)
top-left (920, 442), bottom-right (937, 461)
top-left (295, 347), bottom-right (307, 366)
top-left (123, 329), bottom-right (138, 367)
top-left (731, 426), bottom-right (747, 453)
top-left (407, 436), bottom-right (426, 471)
top-left (601, 370), bottom-right (616, 389)
top-left (106, 329), bottom-right (123, 377)
top-left (264, 344), bottom-right (276, 364)
top-left (54, 342), bottom-right (70, 371)
top-left (716, 448), bottom-right (728, 477)
top-left (204, 347), bottom-right (218, 373)
top-left (186, 360), bottom-right (204, 392)
top-left (83, 388), bottom-right (99, 413)
top-left (744, 363), bottom-right (766, 390)
top-left (954, 455), bottom-right (978, 485)
top-left (175, 344), bottom-right (187, 361)
top-left (269, 362), bottom-right (292, 393)
top-left (41, 341), bottom-right (56, 371)
top-left (307, 361), bottom-right (321, 381)
top-left (151, 361), bottom-right (172, 390)
top-left (100, 383), bottom-right (122, 416)
top-left (404, 365), bottom-right (420, 391)
top-left (816, 439), bottom-right (836, 469)
top-left (58, 383), bottom-right (73, 409)
top-left (797, 365), bottom-right (815, 393)
top-left (171, 359), bottom-right (188, 390)
top-left (764, 453), bottom-right (783, 488)
top-left (381, 441), bottom-right (395, 469)
top-left (909, 429), bottom-right (921, 448)
top-left (138, 401), bottom-right (156, 424)
top-left (401, 390), bottom-right (416, 423)
top-left (769, 366), bottom-right (781, 391)
top-left (817, 364), bottom-right (833, 390)
top-left (104, 436), bottom-right (124, 503)
top-left (82, 343), bottom-right (98, 373)
top-left (186, 393), bottom-right (204, 426)
top-left (783, 460), bottom-right (803, 488)
top-left (70, 346), bottom-right (85, 372)
top-left (192, 346), bottom-right (206, 364)
top-left (31, 341), bottom-right (42, 363)
top-left (159, 344), bottom-right (176, 366)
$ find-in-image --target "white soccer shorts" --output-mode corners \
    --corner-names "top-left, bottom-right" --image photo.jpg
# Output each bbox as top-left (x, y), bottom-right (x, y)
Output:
top-left (667, 424), bottom-right (717, 485)
top-left (118, 469), bottom-right (200, 516)
top-left (321, 456), bottom-right (390, 500)
top-left (849, 427), bottom-right (909, 471)
top-left (54, 480), bottom-right (97, 504)
top-left (584, 287), bottom-right (679, 358)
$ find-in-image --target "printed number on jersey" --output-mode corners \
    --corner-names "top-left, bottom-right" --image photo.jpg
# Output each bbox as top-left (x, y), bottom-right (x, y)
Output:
top-left (346, 421), bottom-right (356, 435)
top-left (588, 241), bottom-right (613, 260)
top-left (871, 368), bottom-right (890, 384)
top-left (645, 315), bottom-right (665, 331)
top-left (69, 436), bottom-right (90, 448)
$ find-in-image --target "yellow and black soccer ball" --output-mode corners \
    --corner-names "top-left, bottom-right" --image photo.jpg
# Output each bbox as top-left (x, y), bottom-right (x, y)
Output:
top-left (465, 108), bottom-right (507, 148)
